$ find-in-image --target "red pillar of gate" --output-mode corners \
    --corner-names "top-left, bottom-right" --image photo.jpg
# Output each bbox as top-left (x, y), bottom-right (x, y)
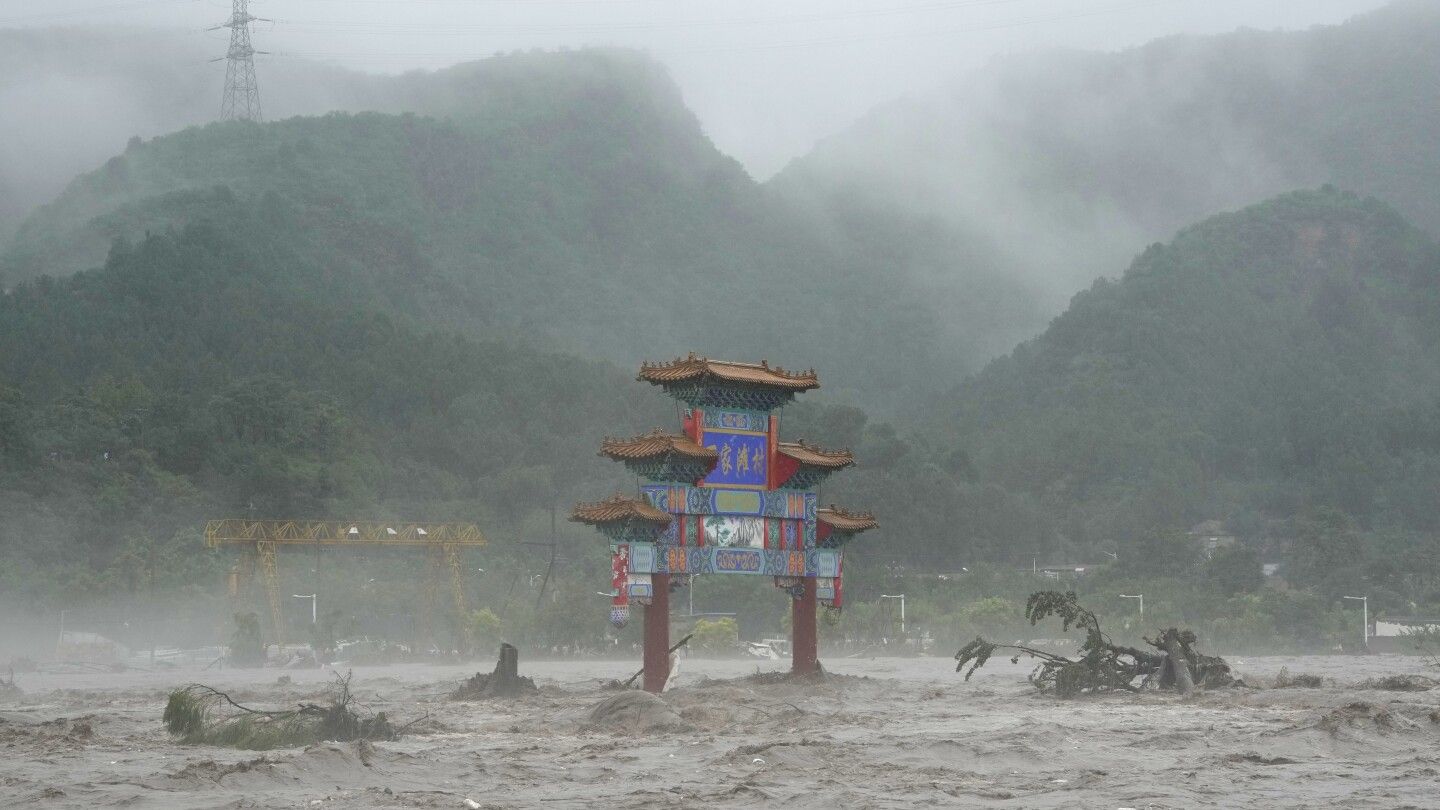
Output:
top-left (642, 572), bottom-right (671, 693)
top-left (791, 577), bottom-right (819, 675)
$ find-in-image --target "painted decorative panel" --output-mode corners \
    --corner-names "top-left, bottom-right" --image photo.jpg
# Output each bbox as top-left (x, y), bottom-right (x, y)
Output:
top-left (627, 542), bottom-right (839, 578)
top-left (713, 490), bottom-right (762, 514)
top-left (642, 484), bottom-right (814, 520)
top-left (703, 409), bottom-right (769, 432)
top-left (630, 543), bottom-right (656, 574)
top-left (815, 550), bottom-right (841, 578)
top-left (702, 515), bottom-right (765, 548)
top-left (816, 578), bottom-right (836, 601)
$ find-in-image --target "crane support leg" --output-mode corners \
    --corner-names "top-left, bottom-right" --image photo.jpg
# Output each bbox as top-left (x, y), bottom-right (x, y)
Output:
top-left (444, 543), bottom-right (468, 650)
top-left (231, 549), bottom-right (256, 600)
top-left (256, 540), bottom-right (284, 648)
top-left (422, 544), bottom-right (443, 650)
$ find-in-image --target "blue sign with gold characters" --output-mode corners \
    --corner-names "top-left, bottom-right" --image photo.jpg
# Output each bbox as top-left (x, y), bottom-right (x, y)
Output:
top-left (699, 428), bottom-right (767, 488)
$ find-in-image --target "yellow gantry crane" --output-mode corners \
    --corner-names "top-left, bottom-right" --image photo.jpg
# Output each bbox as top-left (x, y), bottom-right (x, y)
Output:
top-left (205, 520), bottom-right (486, 648)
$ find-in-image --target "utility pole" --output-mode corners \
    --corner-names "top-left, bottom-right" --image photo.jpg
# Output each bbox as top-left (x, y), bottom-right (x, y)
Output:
top-left (534, 502), bottom-right (558, 611)
top-left (211, 0), bottom-right (267, 121)
top-left (293, 594), bottom-right (317, 625)
top-left (879, 594), bottom-right (906, 635)
top-left (1343, 595), bottom-right (1369, 651)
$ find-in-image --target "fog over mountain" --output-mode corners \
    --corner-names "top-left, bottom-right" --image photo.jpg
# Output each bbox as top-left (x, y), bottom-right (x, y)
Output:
top-left (0, 0), bottom-right (1388, 240)
top-left (775, 0), bottom-right (1440, 315)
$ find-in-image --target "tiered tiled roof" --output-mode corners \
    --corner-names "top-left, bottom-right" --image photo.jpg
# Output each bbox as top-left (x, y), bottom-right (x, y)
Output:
top-left (600, 430), bottom-right (717, 462)
top-left (638, 353), bottom-right (819, 392)
top-left (778, 440), bottom-right (854, 470)
top-left (570, 495), bottom-right (673, 527)
top-left (816, 506), bottom-right (879, 533)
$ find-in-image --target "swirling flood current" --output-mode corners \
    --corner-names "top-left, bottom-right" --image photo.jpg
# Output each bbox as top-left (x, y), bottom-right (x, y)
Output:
top-left (2, 654), bottom-right (1438, 808)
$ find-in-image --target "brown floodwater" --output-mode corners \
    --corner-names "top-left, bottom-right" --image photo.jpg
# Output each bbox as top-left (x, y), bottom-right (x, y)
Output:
top-left (2, 653), bottom-right (1438, 808)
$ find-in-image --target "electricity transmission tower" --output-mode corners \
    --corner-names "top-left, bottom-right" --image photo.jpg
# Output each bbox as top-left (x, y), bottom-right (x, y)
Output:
top-left (211, 0), bottom-right (268, 121)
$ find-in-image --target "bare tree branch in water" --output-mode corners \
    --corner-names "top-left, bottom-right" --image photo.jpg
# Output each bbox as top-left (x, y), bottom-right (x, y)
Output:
top-left (954, 591), bottom-right (1235, 698)
top-left (162, 671), bottom-right (398, 749)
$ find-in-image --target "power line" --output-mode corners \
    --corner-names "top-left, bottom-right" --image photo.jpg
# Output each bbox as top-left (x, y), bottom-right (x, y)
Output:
top-left (210, 0), bottom-right (266, 121)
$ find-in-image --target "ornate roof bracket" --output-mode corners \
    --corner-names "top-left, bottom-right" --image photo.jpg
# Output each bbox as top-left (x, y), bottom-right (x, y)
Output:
top-left (816, 505), bottom-right (878, 548)
top-left (773, 439), bottom-right (855, 489)
top-left (638, 353), bottom-right (819, 410)
top-left (599, 429), bottom-right (718, 482)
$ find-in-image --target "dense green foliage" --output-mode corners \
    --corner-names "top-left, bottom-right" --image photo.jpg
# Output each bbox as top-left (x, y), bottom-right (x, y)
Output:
top-left (3, 51), bottom-right (1034, 407)
top-left (905, 189), bottom-right (1440, 618)
top-left (0, 199), bottom-right (668, 611)
top-left (940, 190), bottom-right (1440, 535)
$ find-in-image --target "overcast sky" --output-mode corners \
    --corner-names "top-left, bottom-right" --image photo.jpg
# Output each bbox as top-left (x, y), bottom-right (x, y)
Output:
top-left (0, 0), bottom-right (1394, 176)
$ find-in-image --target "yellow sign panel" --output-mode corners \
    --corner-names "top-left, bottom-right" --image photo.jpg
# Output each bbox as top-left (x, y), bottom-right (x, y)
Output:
top-left (713, 490), bottom-right (762, 514)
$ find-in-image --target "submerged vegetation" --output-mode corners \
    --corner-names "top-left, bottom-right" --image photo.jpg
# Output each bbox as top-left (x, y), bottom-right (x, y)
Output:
top-left (162, 673), bottom-right (396, 749)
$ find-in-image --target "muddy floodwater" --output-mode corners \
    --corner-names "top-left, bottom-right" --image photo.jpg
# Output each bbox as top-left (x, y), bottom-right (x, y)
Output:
top-left (2, 654), bottom-right (1438, 808)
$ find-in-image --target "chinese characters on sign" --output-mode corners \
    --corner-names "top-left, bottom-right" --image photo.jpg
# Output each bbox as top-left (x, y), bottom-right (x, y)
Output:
top-left (701, 429), bottom-right (766, 488)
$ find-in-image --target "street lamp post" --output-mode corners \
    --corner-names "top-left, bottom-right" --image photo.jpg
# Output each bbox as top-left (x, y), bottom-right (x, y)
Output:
top-left (293, 594), bottom-right (317, 624)
top-left (879, 594), bottom-right (906, 635)
top-left (1343, 595), bottom-right (1369, 651)
top-left (1120, 593), bottom-right (1144, 621)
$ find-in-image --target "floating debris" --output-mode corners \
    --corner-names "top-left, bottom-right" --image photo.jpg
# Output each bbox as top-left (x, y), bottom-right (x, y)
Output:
top-left (162, 671), bottom-right (396, 750)
top-left (1356, 674), bottom-right (1437, 691)
top-left (1274, 668), bottom-right (1324, 688)
top-left (954, 591), bottom-right (1235, 697)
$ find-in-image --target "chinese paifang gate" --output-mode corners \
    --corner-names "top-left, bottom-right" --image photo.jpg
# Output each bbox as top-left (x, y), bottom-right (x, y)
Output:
top-left (571, 354), bottom-right (877, 692)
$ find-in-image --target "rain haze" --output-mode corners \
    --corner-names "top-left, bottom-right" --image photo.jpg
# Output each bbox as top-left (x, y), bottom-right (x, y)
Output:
top-left (0, 0), bottom-right (1392, 178)
top-left (5, 1), bottom-right (1440, 808)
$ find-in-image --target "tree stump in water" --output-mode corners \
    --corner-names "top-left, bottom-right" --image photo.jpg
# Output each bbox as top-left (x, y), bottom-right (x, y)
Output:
top-left (1159, 629), bottom-right (1196, 695)
top-left (453, 644), bottom-right (538, 699)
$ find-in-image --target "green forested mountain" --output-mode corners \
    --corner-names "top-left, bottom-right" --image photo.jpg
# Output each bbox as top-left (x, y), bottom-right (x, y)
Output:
top-left (2, 50), bottom-right (1036, 407)
top-left (903, 189), bottom-right (1440, 603)
top-left (0, 196), bottom-right (679, 606)
top-left (757, 188), bottom-right (1440, 635)
top-left (775, 0), bottom-right (1440, 313)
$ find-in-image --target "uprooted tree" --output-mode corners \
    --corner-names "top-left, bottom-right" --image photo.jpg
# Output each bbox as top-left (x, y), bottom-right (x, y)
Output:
top-left (954, 591), bottom-right (1235, 697)
top-left (163, 671), bottom-right (398, 749)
